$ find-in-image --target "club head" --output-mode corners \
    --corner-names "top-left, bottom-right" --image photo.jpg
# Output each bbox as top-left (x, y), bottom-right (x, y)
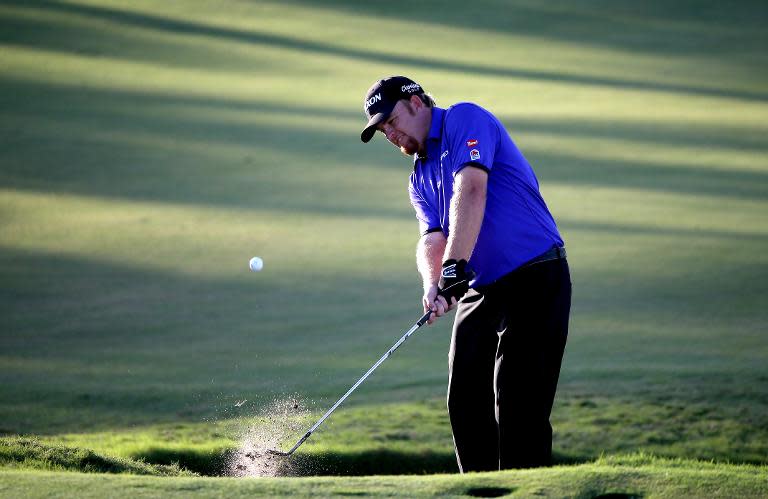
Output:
top-left (266, 448), bottom-right (290, 457)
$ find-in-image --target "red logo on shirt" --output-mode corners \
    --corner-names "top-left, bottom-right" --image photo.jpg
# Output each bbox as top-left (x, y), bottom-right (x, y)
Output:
top-left (466, 139), bottom-right (478, 147)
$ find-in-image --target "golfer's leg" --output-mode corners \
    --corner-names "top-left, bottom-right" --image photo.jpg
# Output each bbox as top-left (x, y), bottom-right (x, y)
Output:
top-left (495, 259), bottom-right (571, 469)
top-left (448, 289), bottom-right (502, 472)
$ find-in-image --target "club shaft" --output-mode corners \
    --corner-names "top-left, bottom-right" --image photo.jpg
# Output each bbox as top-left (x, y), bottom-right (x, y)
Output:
top-left (279, 310), bottom-right (432, 455)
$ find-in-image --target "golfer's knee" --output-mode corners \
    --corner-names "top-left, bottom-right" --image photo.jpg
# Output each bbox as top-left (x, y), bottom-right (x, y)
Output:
top-left (446, 385), bottom-right (466, 414)
top-left (447, 383), bottom-right (489, 415)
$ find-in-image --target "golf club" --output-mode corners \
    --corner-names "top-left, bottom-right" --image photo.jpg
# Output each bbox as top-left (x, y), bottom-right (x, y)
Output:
top-left (267, 308), bottom-right (434, 457)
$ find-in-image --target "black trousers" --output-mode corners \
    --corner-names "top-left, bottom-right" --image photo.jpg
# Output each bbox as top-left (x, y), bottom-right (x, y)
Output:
top-left (447, 258), bottom-right (571, 472)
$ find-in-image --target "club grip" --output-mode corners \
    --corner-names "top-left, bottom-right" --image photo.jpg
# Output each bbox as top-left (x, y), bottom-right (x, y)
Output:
top-left (416, 310), bottom-right (433, 327)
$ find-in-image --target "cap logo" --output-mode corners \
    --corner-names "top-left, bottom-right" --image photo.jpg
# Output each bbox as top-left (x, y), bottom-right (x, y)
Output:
top-left (401, 83), bottom-right (421, 93)
top-left (365, 93), bottom-right (382, 111)
top-left (466, 139), bottom-right (478, 147)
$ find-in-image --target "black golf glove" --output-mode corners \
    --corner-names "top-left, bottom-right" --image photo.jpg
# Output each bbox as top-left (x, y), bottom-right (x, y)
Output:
top-left (437, 259), bottom-right (476, 303)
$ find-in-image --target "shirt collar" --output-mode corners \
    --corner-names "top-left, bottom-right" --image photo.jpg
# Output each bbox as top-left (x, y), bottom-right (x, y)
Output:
top-left (427, 106), bottom-right (446, 141)
top-left (413, 107), bottom-right (446, 163)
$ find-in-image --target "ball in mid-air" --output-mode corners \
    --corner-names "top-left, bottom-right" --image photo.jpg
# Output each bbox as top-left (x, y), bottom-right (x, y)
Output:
top-left (249, 256), bottom-right (264, 272)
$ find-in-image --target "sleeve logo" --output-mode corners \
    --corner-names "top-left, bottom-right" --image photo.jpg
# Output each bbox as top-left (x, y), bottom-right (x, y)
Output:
top-left (470, 149), bottom-right (480, 161)
top-left (466, 139), bottom-right (479, 147)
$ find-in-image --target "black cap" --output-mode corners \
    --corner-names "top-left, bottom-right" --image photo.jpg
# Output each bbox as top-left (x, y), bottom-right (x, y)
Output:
top-left (360, 76), bottom-right (423, 143)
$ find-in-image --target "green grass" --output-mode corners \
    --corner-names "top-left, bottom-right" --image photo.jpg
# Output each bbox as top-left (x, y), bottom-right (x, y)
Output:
top-left (1, 0), bottom-right (767, 496)
top-left (1, 455), bottom-right (767, 498)
top-left (0, 437), bottom-right (192, 476)
top-left (3, 394), bottom-right (762, 478)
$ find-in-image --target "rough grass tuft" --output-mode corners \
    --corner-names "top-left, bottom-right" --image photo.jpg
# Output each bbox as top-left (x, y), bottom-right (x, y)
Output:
top-left (0, 436), bottom-right (194, 476)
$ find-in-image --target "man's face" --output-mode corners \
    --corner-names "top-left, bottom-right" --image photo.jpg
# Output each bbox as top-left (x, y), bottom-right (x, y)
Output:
top-left (377, 97), bottom-right (430, 156)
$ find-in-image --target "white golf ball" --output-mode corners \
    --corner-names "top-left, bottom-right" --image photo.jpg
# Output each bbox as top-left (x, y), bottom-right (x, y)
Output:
top-left (249, 256), bottom-right (263, 272)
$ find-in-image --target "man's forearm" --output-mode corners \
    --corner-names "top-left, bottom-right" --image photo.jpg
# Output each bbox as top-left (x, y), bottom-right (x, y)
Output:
top-left (445, 167), bottom-right (487, 262)
top-left (416, 231), bottom-right (447, 290)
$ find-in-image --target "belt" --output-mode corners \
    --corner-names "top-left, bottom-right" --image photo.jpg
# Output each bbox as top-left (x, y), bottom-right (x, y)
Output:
top-left (520, 246), bottom-right (567, 269)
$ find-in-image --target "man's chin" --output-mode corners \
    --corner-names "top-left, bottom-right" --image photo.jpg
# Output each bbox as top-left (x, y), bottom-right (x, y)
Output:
top-left (399, 140), bottom-right (420, 156)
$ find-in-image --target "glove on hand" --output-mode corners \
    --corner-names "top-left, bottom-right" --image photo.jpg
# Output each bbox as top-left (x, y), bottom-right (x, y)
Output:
top-left (437, 259), bottom-right (476, 303)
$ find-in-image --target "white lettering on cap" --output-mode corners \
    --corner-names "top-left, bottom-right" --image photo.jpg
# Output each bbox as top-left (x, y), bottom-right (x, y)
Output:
top-left (401, 83), bottom-right (421, 93)
top-left (365, 93), bottom-right (382, 111)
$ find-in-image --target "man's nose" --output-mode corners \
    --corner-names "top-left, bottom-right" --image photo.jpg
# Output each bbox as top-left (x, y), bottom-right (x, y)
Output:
top-left (382, 125), bottom-right (396, 141)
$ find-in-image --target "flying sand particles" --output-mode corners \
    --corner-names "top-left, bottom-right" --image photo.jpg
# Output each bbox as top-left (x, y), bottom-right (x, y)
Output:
top-left (225, 397), bottom-right (313, 477)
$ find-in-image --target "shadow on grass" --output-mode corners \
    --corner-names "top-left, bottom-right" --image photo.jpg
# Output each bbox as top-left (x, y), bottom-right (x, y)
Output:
top-left (465, 487), bottom-right (516, 498)
top-left (133, 448), bottom-right (229, 477)
top-left (591, 495), bottom-right (642, 499)
top-left (283, 0), bottom-right (767, 59)
top-left (4, 0), bottom-right (766, 102)
top-left (135, 447), bottom-right (587, 476)
top-left (2, 77), bottom-right (767, 215)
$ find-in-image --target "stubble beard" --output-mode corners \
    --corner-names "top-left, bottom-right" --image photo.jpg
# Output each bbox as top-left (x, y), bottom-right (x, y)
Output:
top-left (399, 136), bottom-right (420, 156)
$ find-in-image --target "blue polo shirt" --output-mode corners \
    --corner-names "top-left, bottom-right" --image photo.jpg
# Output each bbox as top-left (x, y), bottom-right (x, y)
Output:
top-left (408, 103), bottom-right (564, 287)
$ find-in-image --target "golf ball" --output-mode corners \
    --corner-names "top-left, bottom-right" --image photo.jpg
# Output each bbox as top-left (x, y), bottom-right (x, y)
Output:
top-left (249, 256), bottom-right (264, 272)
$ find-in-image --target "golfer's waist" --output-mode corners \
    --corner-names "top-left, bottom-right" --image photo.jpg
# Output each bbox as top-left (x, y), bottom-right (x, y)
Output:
top-left (519, 246), bottom-right (567, 269)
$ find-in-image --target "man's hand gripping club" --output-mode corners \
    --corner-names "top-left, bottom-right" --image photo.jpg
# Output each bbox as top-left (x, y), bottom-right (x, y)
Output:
top-left (423, 259), bottom-right (476, 325)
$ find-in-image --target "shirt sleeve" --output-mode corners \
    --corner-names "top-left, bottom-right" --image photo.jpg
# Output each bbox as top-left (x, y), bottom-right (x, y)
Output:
top-left (444, 103), bottom-right (499, 175)
top-left (408, 176), bottom-right (441, 236)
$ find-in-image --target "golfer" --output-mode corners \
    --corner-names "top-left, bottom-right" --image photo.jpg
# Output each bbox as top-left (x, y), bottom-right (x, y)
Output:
top-left (360, 76), bottom-right (571, 471)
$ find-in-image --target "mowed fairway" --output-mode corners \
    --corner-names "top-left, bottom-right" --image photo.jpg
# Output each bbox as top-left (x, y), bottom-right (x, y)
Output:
top-left (1, 0), bottom-right (767, 497)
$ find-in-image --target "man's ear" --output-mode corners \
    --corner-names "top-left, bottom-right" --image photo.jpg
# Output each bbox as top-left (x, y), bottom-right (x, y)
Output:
top-left (410, 94), bottom-right (423, 109)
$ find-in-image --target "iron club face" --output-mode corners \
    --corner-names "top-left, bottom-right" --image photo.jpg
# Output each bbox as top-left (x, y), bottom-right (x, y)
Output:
top-left (266, 311), bottom-right (433, 458)
top-left (266, 448), bottom-right (290, 457)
